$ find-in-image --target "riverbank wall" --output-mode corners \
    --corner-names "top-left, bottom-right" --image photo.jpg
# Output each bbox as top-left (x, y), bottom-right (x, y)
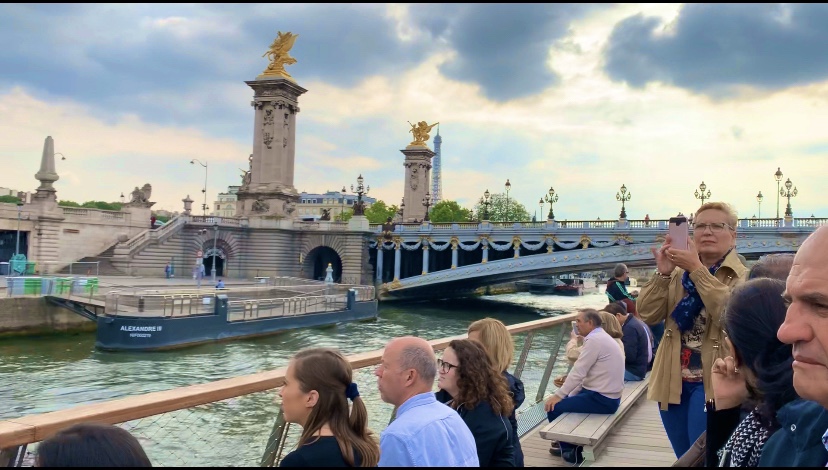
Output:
top-left (0, 297), bottom-right (95, 337)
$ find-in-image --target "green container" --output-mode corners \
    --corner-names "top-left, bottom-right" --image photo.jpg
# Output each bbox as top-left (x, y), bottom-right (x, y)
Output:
top-left (23, 278), bottom-right (42, 295)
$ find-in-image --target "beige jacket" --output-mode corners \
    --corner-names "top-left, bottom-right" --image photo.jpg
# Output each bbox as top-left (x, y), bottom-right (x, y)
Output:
top-left (637, 250), bottom-right (747, 410)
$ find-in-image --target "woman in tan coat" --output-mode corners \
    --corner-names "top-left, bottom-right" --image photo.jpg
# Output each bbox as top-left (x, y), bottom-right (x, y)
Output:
top-left (637, 202), bottom-right (747, 459)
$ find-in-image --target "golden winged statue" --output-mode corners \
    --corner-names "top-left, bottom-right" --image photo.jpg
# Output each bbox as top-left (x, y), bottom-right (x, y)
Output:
top-left (408, 121), bottom-right (440, 147)
top-left (261, 31), bottom-right (299, 80)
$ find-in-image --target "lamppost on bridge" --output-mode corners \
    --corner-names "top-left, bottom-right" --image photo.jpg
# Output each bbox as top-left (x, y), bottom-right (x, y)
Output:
top-left (190, 159), bottom-right (209, 216)
top-left (756, 191), bottom-right (763, 219)
top-left (694, 181), bottom-right (711, 205)
top-left (616, 184), bottom-right (631, 219)
top-left (422, 192), bottom-right (433, 222)
top-left (504, 179), bottom-right (511, 222)
top-left (340, 186), bottom-right (347, 221)
top-left (120, 192), bottom-right (125, 204)
top-left (15, 201), bottom-right (23, 258)
top-left (210, 222), bottom-right (219, 283)
top-left (543, 186), bottom-right (559, 220)
top-left (774, 167), bottom-right (783, 220)
top-left (350, 174), bottom-right (370, 216)
top-left (538, 198), bottom-right (544, 222)
top-left (481, 189), bottom-right (491, 221)
top-left (781, 177), bottom-right (798, 218)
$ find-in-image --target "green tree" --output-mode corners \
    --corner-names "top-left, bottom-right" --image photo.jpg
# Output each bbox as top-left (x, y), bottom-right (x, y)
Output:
top-left (363, 200), bottom-right (399, 223)
top-left (81, 200), bottom-right (122, 211)
top-left (473, 193), bottom-right (530, 222)
top-left (335, 208), bottom-right (353, 222)
top-left (429, 200), bottom-right (473, 223)
top-left (58, 200), bottom-right (81, 207)
top-left (0, 195), bottom-right (21, 204)
top-left (153, 214), bottom-right (170, 223)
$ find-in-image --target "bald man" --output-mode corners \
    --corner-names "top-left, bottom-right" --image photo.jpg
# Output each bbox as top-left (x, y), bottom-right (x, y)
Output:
top-left (760, 227), bottom-right (828, 467)
top-left (375, 336), bottom-right (479, 467)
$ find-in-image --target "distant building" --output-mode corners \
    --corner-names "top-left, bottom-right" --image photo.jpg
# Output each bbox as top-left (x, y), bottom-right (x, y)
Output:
top-left (0, 187), bottom-right (31, 203)
top-left (213, 186), bottom-right (240, 217)
top-left (297, 190), bottom-right (376, 220)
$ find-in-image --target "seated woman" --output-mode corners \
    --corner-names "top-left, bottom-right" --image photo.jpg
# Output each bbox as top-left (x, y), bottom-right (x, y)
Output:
top-left (36, 422), bottom-right (152, 467)
top-left (467, 318), bottom-right (526, 467)
top-left (705, 278), bottom-right (799, 466)
top-left (278, 348), bottom-right (379, 467)
top-left (436, 339), bottom-right (516, 467)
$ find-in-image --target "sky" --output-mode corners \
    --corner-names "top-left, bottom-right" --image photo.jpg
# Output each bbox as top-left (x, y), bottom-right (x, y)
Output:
top-left (1, 3), bottom-right (826, 220)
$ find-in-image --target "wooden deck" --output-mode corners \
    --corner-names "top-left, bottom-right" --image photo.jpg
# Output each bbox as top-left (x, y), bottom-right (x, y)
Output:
top-left (521, 395), bottom-right (677, 467)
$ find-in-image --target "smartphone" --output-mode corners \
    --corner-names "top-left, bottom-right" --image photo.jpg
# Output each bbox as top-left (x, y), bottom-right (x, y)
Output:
top-left (571, 320), bottom-right (579, 335)
top-left (668, 216), bottom-right (689, 250)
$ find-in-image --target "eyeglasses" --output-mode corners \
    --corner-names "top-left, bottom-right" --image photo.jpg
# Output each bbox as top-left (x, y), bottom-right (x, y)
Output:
top-left (692, 222), bottom-right (733, 234)
top-left (437, 358), bottom-right (459, 373)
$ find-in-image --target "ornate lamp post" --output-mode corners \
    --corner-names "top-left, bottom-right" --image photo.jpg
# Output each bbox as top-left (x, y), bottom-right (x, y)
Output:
top-left (210, 222), bottom-right (219, 282)
top-left (120, 192), bottom-right (125, 204)
top-left (422, 192), bottom-right (433, 222)
top-left (781, 178), bottom-right (798, 217)
top-left (481, 189), bottom-right (492, 221)
top-left (190, 159), bottom-right (209, 216)
top-left (616, 184), bottom-right (631, 219)
top-left (538, 198), bottom-right (544, 221)
top-left (15, 202), bottom-right (23, 257)
top-left (543, 186), bottom-right (559, 220)
top-left (504, 179), bottom-right (512, 222)
top-left (340, 186), bottom-right (347, 221)
top-left (756, 191), bottom-right (763, 219)
top-left (774, 167), bottom-right (783, 219)
top-left (694, 181), bottom-right (711, 205)
top-left (350, 174), bottom-right (370, 216)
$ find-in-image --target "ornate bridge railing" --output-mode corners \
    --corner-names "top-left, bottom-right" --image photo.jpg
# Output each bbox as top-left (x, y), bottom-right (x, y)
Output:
top-left (0, 314), bottom-right (576, 467)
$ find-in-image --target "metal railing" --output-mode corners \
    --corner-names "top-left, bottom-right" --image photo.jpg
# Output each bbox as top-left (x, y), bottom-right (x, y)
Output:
top-left (0, 313), bottom-right (576, 467)
top-left (5, 276), bottom-right (99, 299)
top-left (35, 261), bottom-right (100, 276)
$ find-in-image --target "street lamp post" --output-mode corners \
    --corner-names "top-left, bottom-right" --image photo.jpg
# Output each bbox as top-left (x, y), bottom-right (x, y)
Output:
top-left (774, 167), bottom-right (783, 220)
top-left (190, 159), bottom-right (209, 216)
top-left (211, 222), bottom-right (219, 282)
top-left (120, 192), bottom-right (125, 204)
top-left (340, 186), bottom-right (347, 221)
top-left (15, 202), bottom-right (23, 257)
top-left (694, 181), bottom-right (711, 205)
top-left (756, 191), bottom-right (763, 219)
top-left (616, 184), bottom-right (631, 219)
top-left (781, 178), bottom-right (798, 218)
top-left (350, 174), bottom-right (370, 216)
top-left (422, 192), bottom-right (433, 222)
top-left (538, 198), bottom-right (544, 221)
top-left (504, 179), bottom-right (511, 222)
top-left (481, 189), bottom-right (491, 221)
top-left (543, 187), bottom-right (559, 220)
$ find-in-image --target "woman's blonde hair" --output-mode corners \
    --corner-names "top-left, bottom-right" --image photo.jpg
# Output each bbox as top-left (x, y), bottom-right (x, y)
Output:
top-left (468, 318), bottom-right (515, 372)
top-left (598, 310), bottom-right (624, 339)
top-left (696, 202), bottom-right (738, 228)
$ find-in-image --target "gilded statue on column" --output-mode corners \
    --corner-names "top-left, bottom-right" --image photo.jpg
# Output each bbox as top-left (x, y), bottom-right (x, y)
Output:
top-left (261, 31), bottom-right (299, 80)
top-left (407, 121), bottom-right (439, 147)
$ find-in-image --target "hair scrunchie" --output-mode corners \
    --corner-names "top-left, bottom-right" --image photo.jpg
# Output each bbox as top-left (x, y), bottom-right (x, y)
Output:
top-left (345, 382), bottom-right (360, 401)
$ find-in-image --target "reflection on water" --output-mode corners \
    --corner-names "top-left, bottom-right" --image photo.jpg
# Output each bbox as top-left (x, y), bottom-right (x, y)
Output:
top-left (0, 290), bottom-right (610, 466)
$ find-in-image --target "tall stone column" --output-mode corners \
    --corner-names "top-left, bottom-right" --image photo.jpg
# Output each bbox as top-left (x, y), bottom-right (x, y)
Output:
top-left (393, 242), bottom-right (401, 282)
top-left (376, 245), bottom-right (384, 282)
top-left (400, 146), bottom-right (435, 223)
top-left (236, 78), bottom-right (307, 219)
top-left (422, 245), bottom-right (429, 275)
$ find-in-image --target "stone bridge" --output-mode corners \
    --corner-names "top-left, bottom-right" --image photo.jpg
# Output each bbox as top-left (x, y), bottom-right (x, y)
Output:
top-left (369, 217), bottom-right (826, 300)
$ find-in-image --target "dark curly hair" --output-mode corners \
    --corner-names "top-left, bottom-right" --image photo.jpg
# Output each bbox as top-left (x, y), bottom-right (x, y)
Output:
top-left (448, 339), bottom-right (514, 417)
top-left (724, 278), bottom-right (797, 430)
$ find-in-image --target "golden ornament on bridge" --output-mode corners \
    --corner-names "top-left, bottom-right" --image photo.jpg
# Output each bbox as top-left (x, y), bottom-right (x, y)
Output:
top-left (407, 121), bottom-right (439, 147)
top-left (261, 31), bottom-right (299, 80)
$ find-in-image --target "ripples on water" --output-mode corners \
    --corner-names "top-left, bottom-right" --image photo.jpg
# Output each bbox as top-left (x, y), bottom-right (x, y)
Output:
top-left (0, 289), bottom-right (610, 466)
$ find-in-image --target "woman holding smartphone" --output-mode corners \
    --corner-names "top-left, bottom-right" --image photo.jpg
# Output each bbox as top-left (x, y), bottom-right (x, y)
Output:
top-left (637, 202), bottom-right (747, 459)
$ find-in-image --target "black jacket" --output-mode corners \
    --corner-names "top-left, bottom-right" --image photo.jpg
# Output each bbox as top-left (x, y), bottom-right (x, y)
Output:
top-left (620, 315), bottom-right (649, 379)
top-left (605, 277), bottom-right (635, 302)
top-left (435, 391), bottom-right (516, 467)
top-left (504, 371), bottom-right (525, 467)
top-left (759, 399), bottom-right (828, 467)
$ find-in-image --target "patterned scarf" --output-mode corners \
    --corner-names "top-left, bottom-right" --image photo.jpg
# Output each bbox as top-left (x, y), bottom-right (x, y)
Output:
top-left (670, 249), bottom-right (731, 333)
top-left (717, 408), bottom-right (770, 467)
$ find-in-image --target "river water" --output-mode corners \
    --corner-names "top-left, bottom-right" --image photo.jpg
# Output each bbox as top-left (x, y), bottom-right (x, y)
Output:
top-left (0, 289), bottom-right (610, 465)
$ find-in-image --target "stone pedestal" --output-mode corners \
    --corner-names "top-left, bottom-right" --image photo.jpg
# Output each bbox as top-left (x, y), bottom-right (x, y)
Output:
top-left (400, 145), bottom-right (435, 223)
top-left (236, 77), bottom-right (307, 219)
top-left (348, 215), bottom-right (370, 232)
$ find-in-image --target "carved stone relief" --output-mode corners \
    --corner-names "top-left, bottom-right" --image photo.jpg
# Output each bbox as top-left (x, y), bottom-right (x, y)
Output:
top-left (409, 167), bottom-right (419, 190)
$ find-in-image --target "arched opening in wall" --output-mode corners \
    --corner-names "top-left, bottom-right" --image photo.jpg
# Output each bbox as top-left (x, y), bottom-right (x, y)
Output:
top-left (304, 246), bottom-right (342, 282)
top-left (202, 248), bottom-right (226, 278)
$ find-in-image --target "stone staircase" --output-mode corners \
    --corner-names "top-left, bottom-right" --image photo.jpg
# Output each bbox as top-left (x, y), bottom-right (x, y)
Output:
top-left (110, 216), bottom-right (191, 276)
top-left (57, 243), bottom-right (125, 276)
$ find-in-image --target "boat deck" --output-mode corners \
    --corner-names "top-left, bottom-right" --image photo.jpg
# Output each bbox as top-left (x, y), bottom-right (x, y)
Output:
top-left (521, 395), bottom-right (676, 467)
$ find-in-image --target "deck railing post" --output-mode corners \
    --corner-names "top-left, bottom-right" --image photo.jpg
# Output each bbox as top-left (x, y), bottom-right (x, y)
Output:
top-left (260, 406), bottom-right (290, 467)
top-left (535, 323), bottom-right (569, 402)
top-left (513, 330), bottom-right (535, 380)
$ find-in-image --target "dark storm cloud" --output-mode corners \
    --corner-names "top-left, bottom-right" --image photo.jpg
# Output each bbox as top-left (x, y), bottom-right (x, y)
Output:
top-left (603, 4), bottom-right (828, 97)
top-left (409, 4), bottom-right (599, 101)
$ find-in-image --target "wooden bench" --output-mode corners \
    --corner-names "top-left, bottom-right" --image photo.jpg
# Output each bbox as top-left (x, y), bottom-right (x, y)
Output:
top-left (539, 374), bottom-right (650, 462)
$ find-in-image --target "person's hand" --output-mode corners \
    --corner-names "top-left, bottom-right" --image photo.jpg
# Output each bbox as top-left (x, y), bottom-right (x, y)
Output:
top-left (553, 375), bottom-right (567, 388)
top-left (651, 235), bottom-right (677, 275)
top-left (545, 394), bottom-right (563, 412)
top-left (630, 290), bottom-right (640, 298)
top-left (666, 238), bottom-right (705, 273)
top-left (712, 356), bottom-right (748, 410)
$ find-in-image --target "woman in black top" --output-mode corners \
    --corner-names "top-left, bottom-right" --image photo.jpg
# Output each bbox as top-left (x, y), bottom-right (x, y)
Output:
top-left (437, 339), bottom-right (516, 467)
top-left (278, 348), bottom-right (379, 467)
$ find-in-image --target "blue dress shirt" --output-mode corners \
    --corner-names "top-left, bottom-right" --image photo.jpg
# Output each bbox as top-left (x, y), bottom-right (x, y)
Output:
top-left (379, 392), bottom-right (479, 467)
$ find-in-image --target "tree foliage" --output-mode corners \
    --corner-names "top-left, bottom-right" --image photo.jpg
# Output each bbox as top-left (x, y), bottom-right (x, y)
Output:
top-left (335, 208), bottom-right (353, 222)
top-left (363, 200), bottom-right (399, 224)
top-left (59, 200), bottom-right (123, 211)
top-left (472, 193), bottom-right (530, 222)
top-left (429, 200), bottom-right (473, 223)
top-left (0, 195), bottom-right (21, 204)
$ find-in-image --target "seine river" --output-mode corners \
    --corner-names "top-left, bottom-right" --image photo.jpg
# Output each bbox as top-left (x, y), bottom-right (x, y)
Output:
top-left (0, 290), bottom-right (609, 466)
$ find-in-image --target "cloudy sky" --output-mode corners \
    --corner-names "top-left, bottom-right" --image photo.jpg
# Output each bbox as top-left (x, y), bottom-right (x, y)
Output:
top-left (1, 3), bottom-right (826, 220)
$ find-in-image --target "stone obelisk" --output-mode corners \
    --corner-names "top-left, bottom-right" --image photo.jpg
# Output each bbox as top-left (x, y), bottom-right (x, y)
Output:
top-left (236, 32), bottom-right (307, 218)
top-left (401, 122), bottom-right (438, 223)
top-left (34, 136), bottom-right (59, 201)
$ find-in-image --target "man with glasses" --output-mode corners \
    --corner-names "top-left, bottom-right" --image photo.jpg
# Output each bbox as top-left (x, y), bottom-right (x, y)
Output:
top-left (375, 336), bottom-right (478, 467)
top-left (606, 263), bottom-right (639, 311)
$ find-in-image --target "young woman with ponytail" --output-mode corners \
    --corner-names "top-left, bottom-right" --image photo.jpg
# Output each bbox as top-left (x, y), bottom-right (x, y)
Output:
top-left (278, 348), bottom-right (379, 467)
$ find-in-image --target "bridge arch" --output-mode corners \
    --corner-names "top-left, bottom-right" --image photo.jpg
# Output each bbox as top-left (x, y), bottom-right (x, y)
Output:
top-left (302, 246), bottom-right (343, 282)
top-left (184, 230), bottom-right (241, 278)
